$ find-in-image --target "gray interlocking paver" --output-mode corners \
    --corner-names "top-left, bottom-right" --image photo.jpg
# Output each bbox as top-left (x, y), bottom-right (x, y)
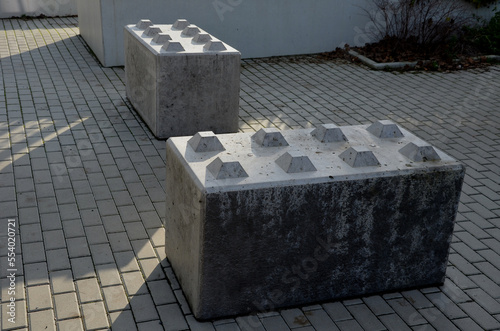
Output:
top-left (302, 309), bottom-right (339, 331)
top-left (76, 277), bottom-right (103, 303)
top-left (57, 318), bottom-right (85, 331)
top-left (43, 229), bottom-right (66, 250)
top-left (122, 271), bottom-right (148, 296)
top-left (138, 320), bottom-right (164, 331)
top-left (21, 242), bottom-right (45, 264)
top-left (280, 308), bottom-right (311, 328)
top-left (71, 256), bottom-right (96, 280)
top-left (148, 280), bottom-right (177, 306)
top-left (347, 304), bottom-right (386, 331)
top-left (130, 294), bottom-right (159, 323)
top-left (114, 250), bottom-right (141, 273)
top-left (26, 284), bottom-right (52, 312)
top-left (187, 315), bottom-right (217, 331)
top-left (469, 273), bottom-right (500, 298)
top-left (156, 304), bottom-right (189, 331)
top-left (66, 237), bottom-right (90, 258)
top-left (1, 16), bottom-right (500, 331)
top-left (81, 301), bottom-right (109, 330)
top-left (46, 248), bottom-right (71, 271)
top-left (54, 292), bottom-right (80, 319)
top-left (323, 302), bottom-right (352, 322)
top-left (85, 225), bottom-right (108, 245)
top-left (103, 285), bottom-right (130, 312)
top-left (363, 295), bottom-right (395, 316)
top-left (29, 309), bottom-right (56, 331)
top-left (335, 319), bottom-right (364, 331)
top-left (458, 302), bottom-right (500, 330)
top-left (465, 288), bottom-right (500, 315)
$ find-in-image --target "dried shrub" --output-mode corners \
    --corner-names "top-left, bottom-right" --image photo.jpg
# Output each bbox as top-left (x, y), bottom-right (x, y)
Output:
top-left (365, 0), bottom-right (474, 49)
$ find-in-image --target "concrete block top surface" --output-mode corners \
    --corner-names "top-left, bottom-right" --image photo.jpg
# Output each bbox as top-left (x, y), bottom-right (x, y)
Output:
top-left (125, 18), bottom-right (240, 56)
top-left (167, 121), bottom-right (464, 192)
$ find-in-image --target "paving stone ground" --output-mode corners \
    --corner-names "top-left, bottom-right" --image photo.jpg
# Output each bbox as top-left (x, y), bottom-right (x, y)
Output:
top-left (0, 16), bottom-right (499, 331)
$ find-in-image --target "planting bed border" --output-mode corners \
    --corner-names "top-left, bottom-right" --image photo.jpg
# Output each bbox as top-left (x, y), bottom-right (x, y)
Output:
top-left (349, 49), bottom-right (500, 70)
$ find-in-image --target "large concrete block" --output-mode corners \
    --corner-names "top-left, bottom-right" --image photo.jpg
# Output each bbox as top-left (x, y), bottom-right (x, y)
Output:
top-left (165, 121), bottom-right (465, 320)
top-left (124, 19), bottom-right (240, 139)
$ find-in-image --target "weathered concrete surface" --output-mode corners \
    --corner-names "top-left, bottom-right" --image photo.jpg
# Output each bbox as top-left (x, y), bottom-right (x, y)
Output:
top-left (125, 21), bottom-right (240, 139)
top-left (165, 123), bottom-right (465, 320)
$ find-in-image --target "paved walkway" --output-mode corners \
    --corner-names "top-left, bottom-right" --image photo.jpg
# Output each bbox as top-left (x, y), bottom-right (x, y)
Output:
top-left (0, 17), bottom-right (499, 331)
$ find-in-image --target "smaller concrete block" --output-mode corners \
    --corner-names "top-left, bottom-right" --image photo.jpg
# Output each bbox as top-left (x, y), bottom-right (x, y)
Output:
top-left (192, 33), bottom-right (212, 44)
top-left (143, 26), bottom-right (162, 37)
top-left (276, 151), bottom-right (317, 173)
top-left (311, 124), bottom-right (347, 143)
top-left (203, 41), bottom-right (227, 52)
top-left (367, 120), bottom-right (404, 138)
top-left (182, 26), bottom-right (201, 37)
top-left (207, 157), bottom-right (248, 179)
top-left (252, 128), bottom-right (289, 147)
top-left (136, 19), bottom-right (153, 30)
top-left (172, 19), bottom-right (190, 30)
top-left (161, 41), bottom-right (185, 52)
top-left (188, 132), bottom-right (225, 153)
top-left (399, 142), bottom-right (441, 162)
top-left (153, 33), bottom-right (172, 44)
top-left (339, 146), bottom-right (380, 167)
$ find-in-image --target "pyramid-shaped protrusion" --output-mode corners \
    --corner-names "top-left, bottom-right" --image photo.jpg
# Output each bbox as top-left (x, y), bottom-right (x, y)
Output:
top-left (161, 41), bottom-right (185, 53)
top-left (252, 128), bottom-right (289, 147)
top-left (143, 26), bottom-right (162, 37)
top-left (136, 19), bottom-right (153, 30)
top-left (399, 142), bottom-right (441, 162)
top-left (366, 120), bottom-right (404, 138)
top-left (192, 33), bottom-right (212, 44)
top-left (339, 146), bottom-right (380, 167)
top-left (153, 33), bottom-right (172, 44)
top-left (203, 41), bottom-right (227, 52)
top-left (188, 131), bottom-right (225, 153)
top-left (172, 19), bottom-right (190, 30)
top-left (311, 124), bottom-right (347, 143)
top-left (276, 151), bottom-right (317, 173)
top-left (181, 26), bottom-right (201, 37)
top-left (207, 157), bottom-right (248, 180)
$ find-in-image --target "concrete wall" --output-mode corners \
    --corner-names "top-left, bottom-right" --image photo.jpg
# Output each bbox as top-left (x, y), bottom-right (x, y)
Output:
top-left (78, 0), bottom-right (498, 67)
top-left (78, 0), bottom-right (372, 67)
top-left (0, 0), bottom-right (77, 18)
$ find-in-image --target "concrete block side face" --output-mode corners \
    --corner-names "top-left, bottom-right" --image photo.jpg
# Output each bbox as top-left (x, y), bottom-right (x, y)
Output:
top-left (124, 28), bottom-right (158, 133)
top-left (399, 142), bottom-right (441, 162)
top-left (367, 120), bottom-right (404, 138)
top-left (165, 142), bottom-right (204, 314)
top-left (155, 54), bottom-right (240, 138)
top-left (194, 169), bottom-right (464, 319)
